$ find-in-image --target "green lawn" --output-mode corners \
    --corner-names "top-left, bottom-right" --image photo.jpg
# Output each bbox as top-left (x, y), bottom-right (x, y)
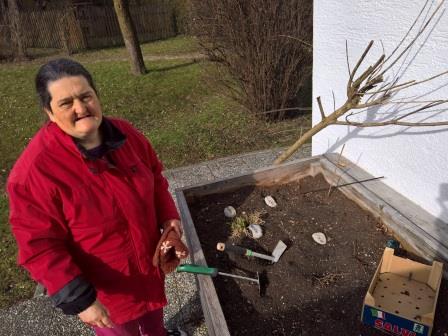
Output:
top-left (0, 35), bottom-right (310, 308)
top-left (26, 35), bottom-right (202, 65)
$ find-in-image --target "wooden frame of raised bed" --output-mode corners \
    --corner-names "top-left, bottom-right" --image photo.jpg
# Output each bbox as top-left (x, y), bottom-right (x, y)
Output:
top-left (175, 154), bottom-right (448, 336)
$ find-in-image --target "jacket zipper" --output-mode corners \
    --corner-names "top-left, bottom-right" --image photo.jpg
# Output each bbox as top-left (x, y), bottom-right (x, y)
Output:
top-left (99, 163), bottom-right (145, 274)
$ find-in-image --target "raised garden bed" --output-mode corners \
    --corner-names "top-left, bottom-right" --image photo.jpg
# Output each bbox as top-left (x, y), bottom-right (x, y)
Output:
top-left (175, 154), bottom-right (448, 336)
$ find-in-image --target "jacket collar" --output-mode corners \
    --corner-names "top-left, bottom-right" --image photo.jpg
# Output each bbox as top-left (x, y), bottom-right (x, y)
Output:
top-left (46, 117), bottom-right (126, 161)
top-left (75, 118), bottom-right (126, 160)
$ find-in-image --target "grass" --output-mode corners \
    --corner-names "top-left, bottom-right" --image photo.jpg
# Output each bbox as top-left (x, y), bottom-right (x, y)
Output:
top-left (229, 211), bottom-right (266, 238)
top-left (230, 216), bottom-right (249, 238)
top-left (24, 35), bottom-right (202, 65)
top-left (0, 35), bottom-right (311, 308)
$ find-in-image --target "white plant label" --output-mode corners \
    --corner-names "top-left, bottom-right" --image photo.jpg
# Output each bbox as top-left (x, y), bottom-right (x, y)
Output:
top-left (312, 232), bottom-right (327, 245)
top-left (264, 195), bottom-right (277, 208)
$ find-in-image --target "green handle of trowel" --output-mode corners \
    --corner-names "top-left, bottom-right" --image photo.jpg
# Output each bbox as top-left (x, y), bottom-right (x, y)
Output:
top-left (176, 264), bottom-right (219, 277)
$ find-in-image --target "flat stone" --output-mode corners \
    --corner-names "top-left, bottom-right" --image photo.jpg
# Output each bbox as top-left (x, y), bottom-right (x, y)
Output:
top-left (239, 145), bottom-right (311, 171)
top-left (207, 155), bottom-right (254, 178)
top-left (224, 206), bottom-right (237, 218)
top-left (240, 149), bottom-right (282, 170)
top-left (168, 164), bottom-right (215, 190)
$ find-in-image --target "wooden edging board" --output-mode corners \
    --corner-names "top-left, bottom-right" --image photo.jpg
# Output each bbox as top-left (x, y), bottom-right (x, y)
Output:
top-left (176, 189), bottom-right (230, 336)
top-left (175, 154), bottom-right (447, 336)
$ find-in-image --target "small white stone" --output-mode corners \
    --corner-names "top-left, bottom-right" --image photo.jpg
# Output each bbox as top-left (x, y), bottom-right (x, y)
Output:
top-left (264, 195), bottom-right (277, 207)
top-left (247, 224), bottom-right (263, 239)
top-left (224, 206), bottom-right (237, 218)
top-left (312, 232), bottom-right (327, 245)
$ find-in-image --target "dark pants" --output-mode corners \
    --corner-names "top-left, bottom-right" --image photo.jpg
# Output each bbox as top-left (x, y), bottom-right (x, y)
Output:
top-left (94, 309), bottom-right (166, 336)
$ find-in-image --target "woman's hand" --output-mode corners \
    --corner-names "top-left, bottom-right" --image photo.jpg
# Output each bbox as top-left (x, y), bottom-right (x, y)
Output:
top-left (162, 219), bottom-right (183, 237)
top-left (78, 300), bottom-right (114, 328)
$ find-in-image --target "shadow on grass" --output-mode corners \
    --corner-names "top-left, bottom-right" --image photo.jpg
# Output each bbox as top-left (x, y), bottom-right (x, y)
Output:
top-left (150, 60), bottom-right (199, 73)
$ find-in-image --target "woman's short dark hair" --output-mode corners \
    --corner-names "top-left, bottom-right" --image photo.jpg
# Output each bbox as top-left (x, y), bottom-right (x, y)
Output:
top-left (35, 58), bottom-right (98, 111)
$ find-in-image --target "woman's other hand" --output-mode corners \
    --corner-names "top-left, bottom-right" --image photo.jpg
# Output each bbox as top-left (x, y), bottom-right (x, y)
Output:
top-left (162, 219), bottom-right (183, 237)
top-left (78, 300), bottom-right (114, 328)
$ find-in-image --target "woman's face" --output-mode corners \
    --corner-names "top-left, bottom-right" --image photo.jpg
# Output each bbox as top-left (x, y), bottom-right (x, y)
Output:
top-left (46, 76), bottom-right (102, 146)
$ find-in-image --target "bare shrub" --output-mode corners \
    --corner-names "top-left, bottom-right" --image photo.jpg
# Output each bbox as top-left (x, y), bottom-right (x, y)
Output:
top-left (189, 0), bottom-right (313, 120)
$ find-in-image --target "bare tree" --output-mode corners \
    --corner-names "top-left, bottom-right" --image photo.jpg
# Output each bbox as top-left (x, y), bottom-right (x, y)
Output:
top-left (275, 0), bottom-right (448, 164)
top-left (113, 0), bottom-right (146, 75)
top-left (7, 0), bottom-right (27, 61)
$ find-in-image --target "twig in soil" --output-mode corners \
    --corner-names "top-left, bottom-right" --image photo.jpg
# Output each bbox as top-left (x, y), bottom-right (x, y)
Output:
top-left (352, 240), bottom-right (369, 275)
top-left (313, 272), bottom-right (347, 288)
top-left (327, 144), bottom-right (346, 198)
top-left (375, 220), bottom-right (389, 233)
top-left (302, 176), bottom-right (385, 195)
top-left (278, 220), bottom-right (294, 238)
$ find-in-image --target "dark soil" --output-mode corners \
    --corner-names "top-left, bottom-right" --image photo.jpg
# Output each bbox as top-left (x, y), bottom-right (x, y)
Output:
top-left (187, 174), bottom-right (448, 336)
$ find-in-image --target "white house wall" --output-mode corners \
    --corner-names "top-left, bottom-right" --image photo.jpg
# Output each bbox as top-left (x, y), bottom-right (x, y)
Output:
top-left (312, 0), bottom-right (448, 223)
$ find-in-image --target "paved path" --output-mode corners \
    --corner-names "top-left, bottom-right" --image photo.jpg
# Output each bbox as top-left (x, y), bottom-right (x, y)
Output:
top-left (0, 146), bottom-right (311, 336)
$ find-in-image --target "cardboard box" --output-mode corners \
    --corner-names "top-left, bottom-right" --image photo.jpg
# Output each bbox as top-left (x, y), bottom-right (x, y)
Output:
top-left (361, 247), bottom-right (443, 336)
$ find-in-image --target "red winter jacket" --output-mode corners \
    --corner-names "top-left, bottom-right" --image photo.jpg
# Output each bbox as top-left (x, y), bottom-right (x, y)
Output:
top-left (7, 118), bottom-right (179, 324)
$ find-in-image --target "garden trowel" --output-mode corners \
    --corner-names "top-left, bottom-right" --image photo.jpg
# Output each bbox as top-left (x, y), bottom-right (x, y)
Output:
top-left (216, 240), bottom-right (287, 263)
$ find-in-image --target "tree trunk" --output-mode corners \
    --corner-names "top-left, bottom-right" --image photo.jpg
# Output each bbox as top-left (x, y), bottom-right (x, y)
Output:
top-left (7, 0), bottom-right (27, 61)
top-left (59, 12), bottom-right (72, 55)
top-left (113, 0), bottom-right (146, 75)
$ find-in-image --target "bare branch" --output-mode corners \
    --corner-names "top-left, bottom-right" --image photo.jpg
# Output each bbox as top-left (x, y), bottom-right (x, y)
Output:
top-left (386, 69), bottom-right (448, 94)
top-left (257, 107), bottom-right (312, 115)
top-left (278, 34), bottom-right (313, 49)
top-left (366, 40), bottom-right (387, 84)
top-left (327, 143), bottom-right (346, 197)
top-left (382, 0), bottom-right (431, 65)
top-left (393, 100), bottom-right (446, 121)
top-left (336, 120), bottom-right (448, 127)
top-left (354, 60), bottom-right (383, 90)
top-left (365, 79), bottom-right (416, 95)
top-left (354, 97), bottom-right (391, 109)
top-left (388, 99), bottom-right (448, 104)
top-left (317, 96), bottom-right (325, 120)
top-left (332, 90), bottom-right (336, 112)
top-left (378, 1), bottom-right (444, 77)
top-left (347, 40), bottom-right (374, 96)
top-left (364, 76), bottom-right (388, 104)
top-left (345, 40), bottom-right (351, 77)
top-left (343, 100), bottom-right (448, 127)
top-left (354, 54), bottom-right (385, 91)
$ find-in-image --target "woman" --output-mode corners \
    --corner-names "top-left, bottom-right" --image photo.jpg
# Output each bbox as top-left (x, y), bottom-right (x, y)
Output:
top-left (7, 59), bottom-right (188, 336)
